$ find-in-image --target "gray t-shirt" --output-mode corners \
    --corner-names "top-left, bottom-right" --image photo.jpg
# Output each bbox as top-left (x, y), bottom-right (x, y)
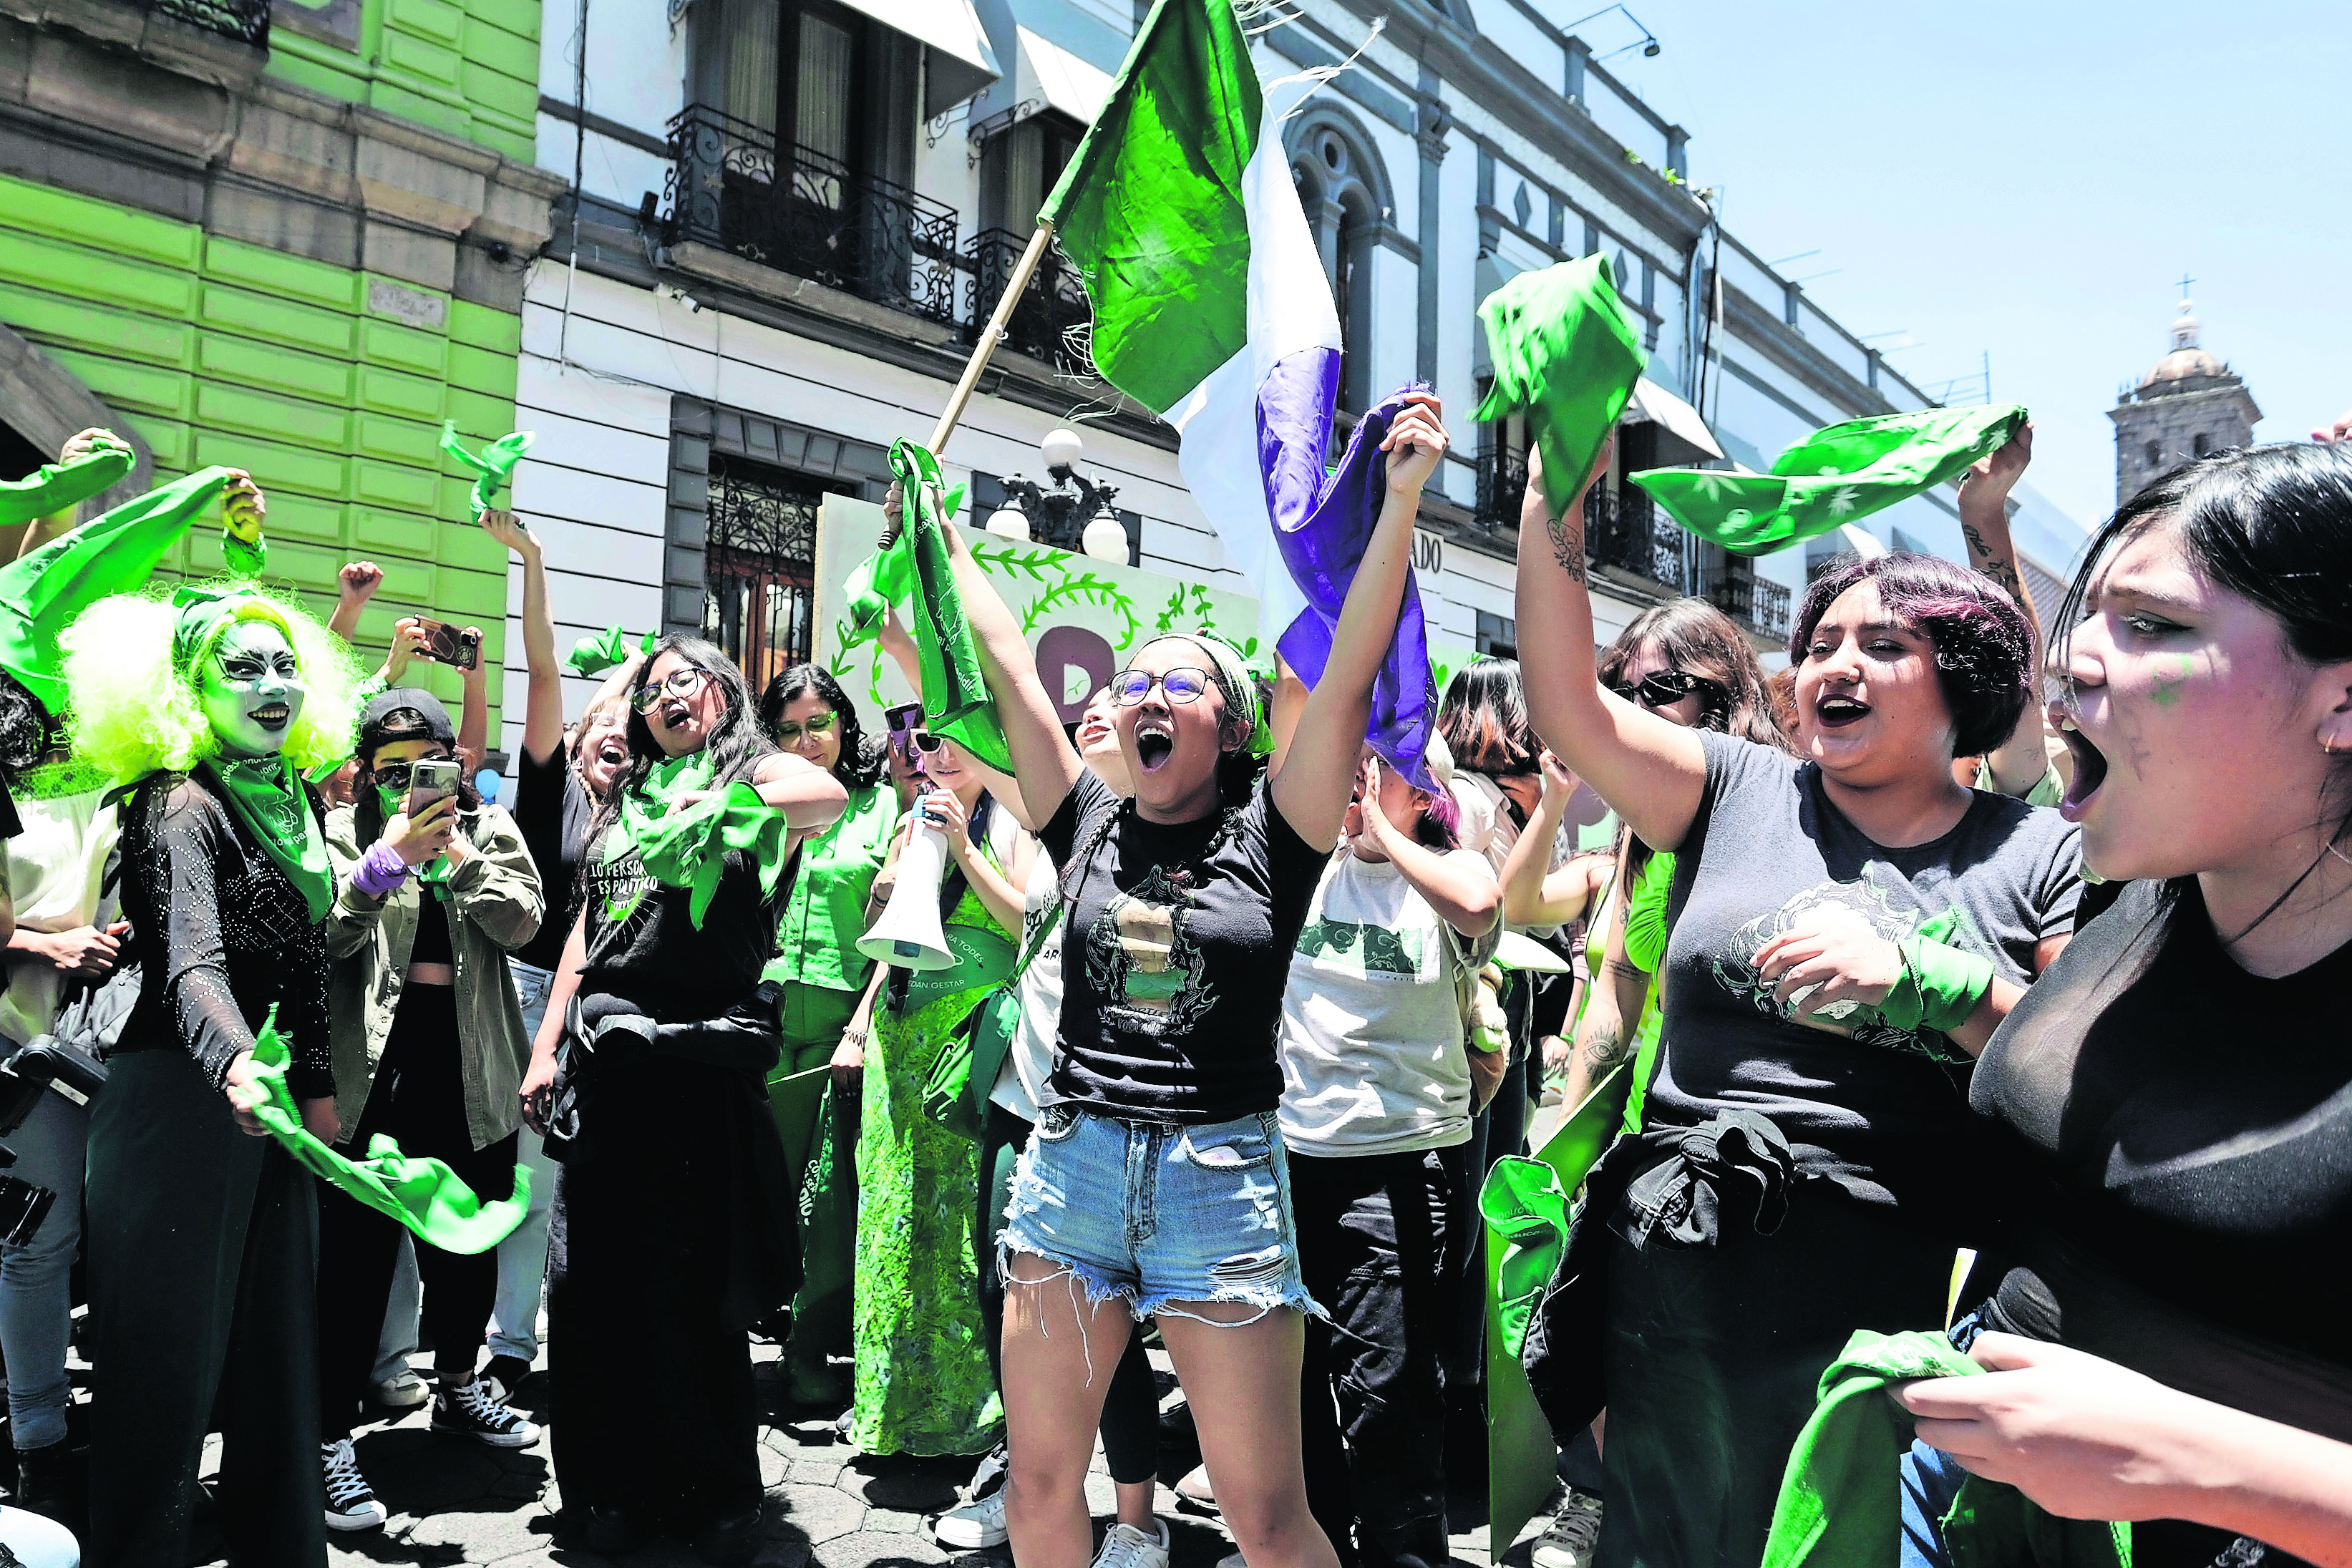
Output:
top-left (1653, 731), bottom-right (2083, 1222)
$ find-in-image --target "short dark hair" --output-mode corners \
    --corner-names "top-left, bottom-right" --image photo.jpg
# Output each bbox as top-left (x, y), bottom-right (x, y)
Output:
top-left (1437, 658), bottom-right (1537, 777)
top-left (1792, 552), bottom-right (2033, 759)
top-left (760, 662), bottom-right (883, 790)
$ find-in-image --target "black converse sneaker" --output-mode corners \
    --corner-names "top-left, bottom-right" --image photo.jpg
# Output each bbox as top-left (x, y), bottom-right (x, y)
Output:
top-left (321, 1439), bottom-right (388, 1532)
top-left (431, 1378), bottom-right (541, 1448)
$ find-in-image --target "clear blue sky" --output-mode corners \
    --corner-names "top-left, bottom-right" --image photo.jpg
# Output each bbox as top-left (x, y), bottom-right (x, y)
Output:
top-left (1578, 0), bottom-right (2352, 534)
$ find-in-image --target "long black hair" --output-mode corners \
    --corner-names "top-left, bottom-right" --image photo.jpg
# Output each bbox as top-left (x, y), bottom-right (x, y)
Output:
top-left (354, 703), bottom-right (482, 847)
top-left (759, 662), bottom-right (883, 790)
top-left (584, 634), bottom-right (775, 853)
top-left (1438, 658), bottom-right (1537, 779)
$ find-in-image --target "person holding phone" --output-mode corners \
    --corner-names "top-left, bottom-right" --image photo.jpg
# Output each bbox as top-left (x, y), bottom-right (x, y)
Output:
top-left (314, 688), bottom-right (544, 1532)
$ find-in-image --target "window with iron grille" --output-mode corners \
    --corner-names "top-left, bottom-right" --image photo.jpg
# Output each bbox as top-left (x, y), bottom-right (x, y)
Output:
top-left (701, 455), bottom-right (847, 693)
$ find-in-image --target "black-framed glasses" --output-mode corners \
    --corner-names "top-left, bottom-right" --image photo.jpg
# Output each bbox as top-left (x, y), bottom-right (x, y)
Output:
top-left (1110, 667), bottom-right (1210, 706)
top-left (773, 711), bottom-right (837, 743)
top-left (1607, 669), bottom-right (1727, 711)
top-left (630, 666), bottom-right (713, 713)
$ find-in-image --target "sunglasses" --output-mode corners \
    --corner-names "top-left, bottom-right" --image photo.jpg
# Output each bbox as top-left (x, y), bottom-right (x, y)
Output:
top-left (369, 759), bottom-right (447, 790)
top-left (1607, 669), bottom-right (1727, 711)
top-left (773, 711), bottom-right (837, 743)
top-left (907, 731), bottom-right (946, 755)
top-left (1110, 667), bottom-right (1210, 706)
top-left (630, 666), bottom-right (714, 713)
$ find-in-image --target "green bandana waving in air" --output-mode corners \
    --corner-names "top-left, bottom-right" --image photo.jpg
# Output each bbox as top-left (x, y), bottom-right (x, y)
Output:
top-left (439, 423), bottom-right (535, 517)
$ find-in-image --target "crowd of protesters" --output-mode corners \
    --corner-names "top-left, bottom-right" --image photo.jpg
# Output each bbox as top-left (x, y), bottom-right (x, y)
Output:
top-left (0, 393), bottom-right (2345, 1568)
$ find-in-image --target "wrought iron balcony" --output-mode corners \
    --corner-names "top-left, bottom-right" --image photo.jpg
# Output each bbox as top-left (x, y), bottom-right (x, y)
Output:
top-left (664, 105), bottom-right (961, 324)
top-left (154, 0), bottom-right (268, 44)
top-left (1588, 484), bottom-right (1695, 594)
top-left (1473, 446), bottom-right (1527, 532)
top-left (1700, 561), bottom-right (1792, 641)
top-left (965, 228), bottom-right (1095, 378)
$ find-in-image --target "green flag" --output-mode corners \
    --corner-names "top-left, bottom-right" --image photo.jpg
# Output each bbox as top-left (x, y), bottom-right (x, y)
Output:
top-left (840, 482), bottom-right (962, 653)
top-left (1632, 404), bottom-right (2028, 557)
top-left (0, 467), bottom-right (238, 713)
top-left (0, 438), bottom-right (132, 531)
top-left (565, 625), bottom-right (653, 678)
top-left (247, 1007), bottom-right (530, 1254)
top-left (1474, 256), bottom-right (1649, 518)
top-left (439, 423), bottom-right (534, 516)
top-left (889, 441), bottom-right (1011, 774)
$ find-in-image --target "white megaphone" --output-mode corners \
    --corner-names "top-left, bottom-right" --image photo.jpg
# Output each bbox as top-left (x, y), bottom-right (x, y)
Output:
top-left (856, 819), bottom-right (958, 971)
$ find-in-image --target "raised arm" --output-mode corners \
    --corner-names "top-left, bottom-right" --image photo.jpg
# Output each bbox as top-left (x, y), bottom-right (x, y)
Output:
top-left (1512, 439), bottom-right (1708, 852)
top-left (751, 749), bottom-right (850, 831)
top-left (1272, 393), bottom-right (1448, 849)
top-left (481, 510), bottom-right (565, 766)
top-left (1956, 428), bottom-right (2050, 799)
top-left (456, 624), bottom-right (490, 773)
top-left (1356, 757), bottom-right (1499, 938)
top-left (331, 561), bottom-right (383, 644)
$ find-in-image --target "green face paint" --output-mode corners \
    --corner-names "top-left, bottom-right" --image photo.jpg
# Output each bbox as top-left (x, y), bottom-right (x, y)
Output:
top-left (200, 621), bottom-right (305, 757)
top-left (2149, 655), bottom-right (2195, 708)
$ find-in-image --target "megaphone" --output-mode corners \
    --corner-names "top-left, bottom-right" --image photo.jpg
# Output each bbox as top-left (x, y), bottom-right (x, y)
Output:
top-left (856, 819), bottom-right (958, 971)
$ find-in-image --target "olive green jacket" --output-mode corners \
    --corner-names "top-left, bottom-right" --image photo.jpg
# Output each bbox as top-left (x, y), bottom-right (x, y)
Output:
top-left (324, 802), bottom-right (544, 1151)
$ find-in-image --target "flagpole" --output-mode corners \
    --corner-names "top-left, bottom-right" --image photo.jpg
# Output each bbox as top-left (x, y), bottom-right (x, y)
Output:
top-left (928, 221), bottom-right (1059, 452)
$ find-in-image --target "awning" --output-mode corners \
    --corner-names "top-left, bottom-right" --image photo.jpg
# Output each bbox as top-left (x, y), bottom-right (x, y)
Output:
top-left (967, 24), bottom-right (1114, 137)
top-left (1622, 376), bottom-right (1726, 464)
top-left (850, 0), bottom-right (1001, 117)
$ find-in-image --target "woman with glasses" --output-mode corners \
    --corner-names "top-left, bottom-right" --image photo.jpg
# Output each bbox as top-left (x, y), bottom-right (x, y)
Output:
top-left (847, 713), bottom-right (1031, 1458)
top-left (1511, 433), bottom-right (2081, 1568)
top-left (520, 637), bottom-right (845, 1562)
top-left (950, 394), bottom-right (1449, 1568)
top-left (315, 689), bottom-right (545, 1531)
top-left (754, 663), bottom-right (898, 1407)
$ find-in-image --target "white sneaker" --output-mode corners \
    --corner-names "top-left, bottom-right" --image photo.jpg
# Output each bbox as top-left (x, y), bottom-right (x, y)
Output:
top-left (321, 1439), bottom-right (387, 1532)
top-left (1174, 1461), bottom-right (1218, 1515)
top-left (1094, 1520), bottom-right (1170, 1568)
top-left (1531, 1489), bottom-right (1605, 1568)
top-left (372, 1368), bottom-right (429, 1408)
top-left (934, 1485), bottom-right (1009, 1549)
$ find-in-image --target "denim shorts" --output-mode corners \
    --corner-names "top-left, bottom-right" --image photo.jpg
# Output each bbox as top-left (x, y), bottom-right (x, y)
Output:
top-left (1000, 1104), bottom-right (1323, 1326)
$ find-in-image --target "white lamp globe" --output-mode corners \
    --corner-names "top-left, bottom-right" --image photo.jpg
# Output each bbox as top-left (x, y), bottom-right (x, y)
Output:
top-left (1082, 516), bottom-right (1129, 563)
top-left (986, 506), bottom-right (1031, 541)
top-left (1040, 427), bottom-right (1084, 472)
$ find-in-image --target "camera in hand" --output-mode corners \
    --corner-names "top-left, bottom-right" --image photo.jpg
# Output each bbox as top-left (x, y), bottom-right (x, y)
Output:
top-left (412, 615), bottom-right (482, 671)
top-left (407, 757), bottom-right (463, 819)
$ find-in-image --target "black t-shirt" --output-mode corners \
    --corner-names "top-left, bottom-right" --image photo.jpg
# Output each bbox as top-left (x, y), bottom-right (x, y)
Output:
top-left (1040, 769), bottom-right (1327, 1124)
top-left (511, 743), bottom-right (591, 973)
top-left (1973, 877), bottom-right (2352, 1567)
top-left (575, 821), bottom-right (784, 1025)
top-left (409, 882), bottom-right (452, 966)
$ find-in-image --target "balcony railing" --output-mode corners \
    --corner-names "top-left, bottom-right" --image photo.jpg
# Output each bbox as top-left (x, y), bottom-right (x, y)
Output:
top-left (1700, 562), bottom-right (1792, 641)
top-left (1473, 446), bottom-right (1527, 532)
top-left (1588, 485), bottom-right (1695, 594)
top-left (664, 106), bottom-right (962, 324)
top-left (966, 228), bottom-right (1094, 377)
top-left (155, 0), bottom-right (268, 44)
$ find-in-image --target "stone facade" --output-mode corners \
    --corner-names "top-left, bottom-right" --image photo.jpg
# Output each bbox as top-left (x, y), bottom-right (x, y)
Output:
top-left (2108, 303), bottom-right (2261, 505)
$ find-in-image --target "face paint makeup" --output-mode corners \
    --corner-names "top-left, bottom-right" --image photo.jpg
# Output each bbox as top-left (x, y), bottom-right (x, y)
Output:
top-left (200, 620), bottom-right (305, 758)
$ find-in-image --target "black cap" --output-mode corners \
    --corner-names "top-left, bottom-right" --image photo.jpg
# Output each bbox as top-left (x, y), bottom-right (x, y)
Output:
top-left (359, 687), bottom-right (456, 747)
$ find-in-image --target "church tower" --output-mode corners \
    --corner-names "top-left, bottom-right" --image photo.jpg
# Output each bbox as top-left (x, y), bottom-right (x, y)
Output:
top-left (2107, 296), bottom-right (2261, 505)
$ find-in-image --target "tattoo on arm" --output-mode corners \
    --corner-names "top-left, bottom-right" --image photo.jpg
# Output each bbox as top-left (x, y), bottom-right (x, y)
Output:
top-left (1545, 512), bottom-right (1588, 582)
top-left (1960, 522), bottom-right (2025, 600)
top-left (1580, 1022), bottom-right (1628, 1069)
top-left (1604, 956), bottom-right (1649, 985)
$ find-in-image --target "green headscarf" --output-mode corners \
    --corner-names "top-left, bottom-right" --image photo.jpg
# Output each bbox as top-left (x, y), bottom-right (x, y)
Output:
top-left (1472, 255), bottom-right (1648, 518)
top-left (173, 585), bottom-right (334, 922)
top-left (565, 625), bottom-right (654, 678)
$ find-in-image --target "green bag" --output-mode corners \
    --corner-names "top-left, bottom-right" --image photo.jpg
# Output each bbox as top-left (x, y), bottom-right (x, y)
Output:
top-left (919, 902), bottom-right (1061, 1140)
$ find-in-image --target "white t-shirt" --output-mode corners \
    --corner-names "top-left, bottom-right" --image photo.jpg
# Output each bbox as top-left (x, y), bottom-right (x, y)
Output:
top-left (0, 790), bottom-right (121, 1048)
top-left (989, 853), bottom-right (1063, 1122)
top-left (1450, 771), bottom-right (1570, 938)
top-left (1277, 847), bottom-right (1500, 1156)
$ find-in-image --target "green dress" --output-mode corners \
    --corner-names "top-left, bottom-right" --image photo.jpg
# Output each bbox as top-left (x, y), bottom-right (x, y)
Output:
top-left (847, 865), bottom-right (1014, 1456)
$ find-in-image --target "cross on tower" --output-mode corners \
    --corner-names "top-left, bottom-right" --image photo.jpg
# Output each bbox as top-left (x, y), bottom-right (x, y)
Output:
top-left (2176, 272), bottom-right (2195, 300)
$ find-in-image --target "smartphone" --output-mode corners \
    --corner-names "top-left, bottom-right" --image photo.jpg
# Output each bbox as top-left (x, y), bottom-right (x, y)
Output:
top-left (412, 615), bottom-right (482, 671)
top-left (407, 758), bottom-right (462, 819)
top-left (884, 701), bottom-right (926, 777)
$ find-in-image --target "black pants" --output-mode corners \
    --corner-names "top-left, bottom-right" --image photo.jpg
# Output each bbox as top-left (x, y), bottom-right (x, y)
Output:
top-left (85, 1048), bottom-right (326, 1568)
top-left (1595, 1189), bottom-right (1955, 1568)
top-left (1293, 1144), bottom-right (1465, 1568)
top-left (316, 984), bottom-right (517, 1436)
top-left (550, 1046), bottom-right (789, 1525)
top-left (978, 1101), bottom-right (1158, 1484)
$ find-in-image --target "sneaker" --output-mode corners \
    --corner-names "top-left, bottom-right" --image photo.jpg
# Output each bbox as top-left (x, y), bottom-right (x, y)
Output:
top-left (1531, 1489), bottom-right (1605, 1568)
top-left (480, 1354), bottom-right (533, 1407)
top-left (371, 1368), bottom-right (429, 1408)
top-left (431, 1379), bottom-right (540, 1448)
top-left (934, 1486), bottom-right (1008, 1549)
top-left (1093, 1520), bottom-right (1170, 1568)
top-left (1173, 1462), bottom-right (1218, 1516)
top-left (321, 1440), bottom-right (387, 1532)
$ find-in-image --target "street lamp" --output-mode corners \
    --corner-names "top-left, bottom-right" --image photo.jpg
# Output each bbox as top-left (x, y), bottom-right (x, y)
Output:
top-left (998, 427), bottom-right (1128, 562)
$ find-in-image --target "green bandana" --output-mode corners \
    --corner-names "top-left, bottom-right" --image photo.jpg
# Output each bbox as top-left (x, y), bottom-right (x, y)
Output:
top-left (565, 625), bottom-right (655, 679)
top-left (885, 440), bottom-right (1011, 772)
top-left (1631, 404), bottom-right (2029, 557)
top-left (1472, 255), bottom-right (1648, 518)
top-left (246, 1006), bottom-right (530, 1253)
top-left (840, 480), bottom-right (964, 651)
top-left (0, 468), bottom-right (240, 714)
top-left (0, 439), bottom-right (132, 531)
top-left (439, 423), bottom-right (533, 517)
top-left (204, 756), bottom-right (334, 923)
top-left (608, 752), bottom-right (795, 927)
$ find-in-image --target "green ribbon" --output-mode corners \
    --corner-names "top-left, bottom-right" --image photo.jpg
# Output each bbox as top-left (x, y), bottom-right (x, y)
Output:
top-left (246, 1005), bottom-right (530, 1255)
top-left (564, 625), bottom-right (656, 679)
top-left (1632, 404), bottom-right (2028, 557)
top-left (0, 467), bottom-right (237, 714)
top-left (1472, 255), bottom-right (1648, 518)
top-left (612, 752), bottom-right (796, 928)
top-left (840, 481), bottom-right (963, 652)
top-left (0, 437), bottom-right (132, 531)
top-left (439, 423), bottom-right (533, 516)
top-left (203, 757), bottom-right (334, 924)
top-left (1843, 910), bottom-right (1996, 1036)
top-left (885, 442), bottom-right (1011, 772)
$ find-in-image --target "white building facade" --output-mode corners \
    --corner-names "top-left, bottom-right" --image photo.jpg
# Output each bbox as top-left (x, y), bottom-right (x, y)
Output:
top-left (505, 0), bottom-right (2087, 745)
